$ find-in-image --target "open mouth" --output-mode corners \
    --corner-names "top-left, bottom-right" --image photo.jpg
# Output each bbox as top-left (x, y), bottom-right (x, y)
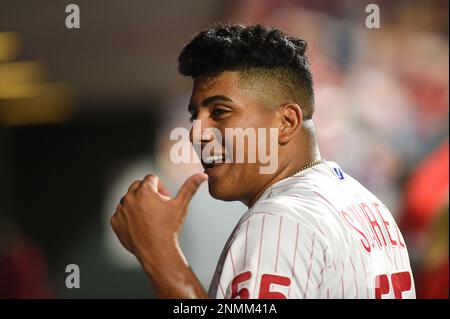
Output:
top-left (202, 154), bottom-right (226, 171)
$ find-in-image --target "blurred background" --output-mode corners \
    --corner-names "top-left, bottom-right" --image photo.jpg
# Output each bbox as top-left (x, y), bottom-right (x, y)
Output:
top-left (0, 0), bottom-right (448, 298)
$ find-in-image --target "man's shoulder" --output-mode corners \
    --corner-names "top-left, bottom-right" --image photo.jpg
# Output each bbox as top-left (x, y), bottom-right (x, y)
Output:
top-left (251, 178), bottom-right (336, 220)
top-left (241, 190), bottom-right (337, 240)
top-left (249, 195), bottom-right (334, 236)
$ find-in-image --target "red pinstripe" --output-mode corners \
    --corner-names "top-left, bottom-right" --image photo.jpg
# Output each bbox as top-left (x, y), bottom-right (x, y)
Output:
top-left (274, 216), bottom-right (283, 273)
top-left (253, 215), bottom-right (266, 295)
top-left (303, 233), bottom-right (316, 298)
top-left (317, 267), bottom-right (325, 289)
top-left (398, 245), bottom-right (404, 270)
top-left (382, 241), bottom-right (394, 265)
top-left (291, 224), bottom-right (300, 274)
top-left (317, 248), bottom-right (327, 290)
top-left (288, 223), bottom-right (300, 298)
top-left (229, 249), bottom-right (236, 277)
top-left (350, 256), bottom-right (358, 298)
top-left (393, 246), bottom-right (399, 271)
top-left (360, 254), bottom-right (369, 298)
top-left (219, 281), bottom-right (226, 298)
top-left (244, 220), bottom-right (249, 268)
top-left (341, 260), bottom-right (345, 298)
top-left (313, 190), bottom-right (339, 212)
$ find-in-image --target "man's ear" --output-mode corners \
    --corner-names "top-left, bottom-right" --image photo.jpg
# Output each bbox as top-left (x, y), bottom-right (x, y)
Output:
top-left (278, 103), bottom-right (303, 144)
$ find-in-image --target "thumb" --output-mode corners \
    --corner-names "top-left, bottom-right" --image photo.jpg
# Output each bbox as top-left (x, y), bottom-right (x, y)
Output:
top-left (175, 173), bottom-right (208, 209)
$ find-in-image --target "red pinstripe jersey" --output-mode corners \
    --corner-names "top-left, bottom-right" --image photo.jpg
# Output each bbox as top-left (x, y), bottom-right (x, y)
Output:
top-left (208, 161), bottom-right (416, 299)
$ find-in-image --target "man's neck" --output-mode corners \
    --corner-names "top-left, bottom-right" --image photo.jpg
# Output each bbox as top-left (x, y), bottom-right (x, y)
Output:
top-left (245, 152), bottom-right (321, 208)
top-left (244, 120), bottom-right (321, 208)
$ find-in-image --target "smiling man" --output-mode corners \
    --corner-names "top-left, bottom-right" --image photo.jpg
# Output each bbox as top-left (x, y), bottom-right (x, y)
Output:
top-left (110, 24), bottom-right (416, 299)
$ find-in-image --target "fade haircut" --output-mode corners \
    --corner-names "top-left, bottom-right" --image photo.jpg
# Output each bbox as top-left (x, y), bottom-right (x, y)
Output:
top-left (178, 24), bottom-right (315, 119)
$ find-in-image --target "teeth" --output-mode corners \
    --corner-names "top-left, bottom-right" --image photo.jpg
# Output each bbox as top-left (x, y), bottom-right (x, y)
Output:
top-left (204, 155), bottom-right (224, 164)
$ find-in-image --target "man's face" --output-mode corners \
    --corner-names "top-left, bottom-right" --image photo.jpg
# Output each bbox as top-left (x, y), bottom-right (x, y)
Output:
top-left (188, 71), bottom-right (279, 203)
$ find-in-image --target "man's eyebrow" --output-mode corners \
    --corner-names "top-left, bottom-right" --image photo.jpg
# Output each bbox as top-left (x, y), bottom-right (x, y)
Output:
top-left (201, 95), bottom-right (234, 106)
top-left (188, 95), bottom-right (234, 112)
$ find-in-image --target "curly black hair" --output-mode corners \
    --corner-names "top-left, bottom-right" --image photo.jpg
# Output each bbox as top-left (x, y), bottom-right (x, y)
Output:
top-left (178, 24), bottom-right (315, 119)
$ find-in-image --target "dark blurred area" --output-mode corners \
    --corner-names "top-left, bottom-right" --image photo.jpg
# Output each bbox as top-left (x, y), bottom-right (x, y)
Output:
top-left (0, 0), bottom-right (448, 298)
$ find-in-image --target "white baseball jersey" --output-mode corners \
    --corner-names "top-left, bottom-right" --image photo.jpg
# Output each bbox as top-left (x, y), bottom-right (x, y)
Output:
top-left (208, 161), bottom-right (416, 299)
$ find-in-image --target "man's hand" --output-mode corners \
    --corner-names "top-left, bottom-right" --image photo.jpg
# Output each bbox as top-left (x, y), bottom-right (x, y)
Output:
top-left (110, 173), bottom-right (209, 298)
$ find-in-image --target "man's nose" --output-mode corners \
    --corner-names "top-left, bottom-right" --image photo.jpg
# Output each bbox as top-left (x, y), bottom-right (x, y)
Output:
top-left (189, 120), bottom-right (215, 145)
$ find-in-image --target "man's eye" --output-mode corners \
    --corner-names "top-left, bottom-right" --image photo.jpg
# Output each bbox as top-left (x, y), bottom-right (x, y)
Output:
top-left (212, 108), bottom-right (228, 118)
